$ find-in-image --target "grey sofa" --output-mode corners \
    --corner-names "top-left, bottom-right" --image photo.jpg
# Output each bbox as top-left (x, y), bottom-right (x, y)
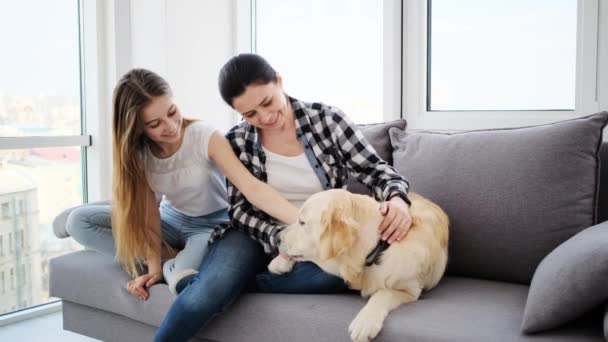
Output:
top-left (50, 117), bottom-right (608, 342)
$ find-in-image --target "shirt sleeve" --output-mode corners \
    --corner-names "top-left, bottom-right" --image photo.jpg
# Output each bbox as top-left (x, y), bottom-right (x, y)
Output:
top-left (194, 121), bottom-right (219, 161)
top-left (224, 129), bottom-right (287, 255)
top-left (327, 107), bottom-right (411, 205)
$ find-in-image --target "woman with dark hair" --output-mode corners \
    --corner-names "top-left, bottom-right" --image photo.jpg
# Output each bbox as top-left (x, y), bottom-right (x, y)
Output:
top-left (217, 53), bottom-right (413, 290)
top-left (155, 54), bottom-right (413, 341)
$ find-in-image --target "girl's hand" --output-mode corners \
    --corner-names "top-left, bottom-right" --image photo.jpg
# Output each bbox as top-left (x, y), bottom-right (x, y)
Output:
top-left (126, 272), bottom-right (162, 300)
top-left (378, 196), bottom-right (412, 243)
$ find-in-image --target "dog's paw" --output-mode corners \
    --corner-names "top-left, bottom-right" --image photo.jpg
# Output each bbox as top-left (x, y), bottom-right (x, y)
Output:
top-left (348, 309), bottom-right (383, 342)
top-left (267, 256), bottom-right (295, 274)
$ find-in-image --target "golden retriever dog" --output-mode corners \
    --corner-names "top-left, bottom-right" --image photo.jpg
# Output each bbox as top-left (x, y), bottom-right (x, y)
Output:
top-left (268, 189), bottom-right (449, 342)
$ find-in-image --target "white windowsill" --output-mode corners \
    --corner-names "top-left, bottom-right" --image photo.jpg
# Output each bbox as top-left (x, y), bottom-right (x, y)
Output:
top-left (0, 301), bottom-right (62, 327)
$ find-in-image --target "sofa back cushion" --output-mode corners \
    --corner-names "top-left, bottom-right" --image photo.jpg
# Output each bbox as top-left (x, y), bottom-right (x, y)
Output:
top-left (347, 119), bottom-right (407, 195)
top-left (389, 112), bottom-right (608, 284)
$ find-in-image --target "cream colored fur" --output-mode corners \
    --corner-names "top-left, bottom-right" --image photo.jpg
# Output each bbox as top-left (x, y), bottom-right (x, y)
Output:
top-left (268, 189), bottom-right (449, 342)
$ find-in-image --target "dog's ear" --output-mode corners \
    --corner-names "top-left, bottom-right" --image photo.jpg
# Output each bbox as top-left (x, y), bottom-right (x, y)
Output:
top-left (319, 201), bottom-right (357, 260)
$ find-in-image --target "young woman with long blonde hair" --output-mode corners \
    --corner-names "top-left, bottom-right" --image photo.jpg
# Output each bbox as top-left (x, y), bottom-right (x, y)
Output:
top-left (66, 69), bottom-right (299, 340)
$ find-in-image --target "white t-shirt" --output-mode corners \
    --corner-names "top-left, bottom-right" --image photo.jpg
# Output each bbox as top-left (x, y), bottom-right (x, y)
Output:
top-left (262, 146), bottom-right (324, 208)
top-left (144, 121), bottom-right (228, 216)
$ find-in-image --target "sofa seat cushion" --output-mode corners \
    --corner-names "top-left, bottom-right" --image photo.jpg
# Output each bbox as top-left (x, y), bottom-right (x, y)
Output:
top-left (50, 251), bottom-right (603, 342)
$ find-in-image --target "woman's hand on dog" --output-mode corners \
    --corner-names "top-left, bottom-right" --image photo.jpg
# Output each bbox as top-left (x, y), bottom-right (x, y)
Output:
top-left (379, 197), bottom-right (412, 243)
top-left (127, 272), bottom-right (162, 301)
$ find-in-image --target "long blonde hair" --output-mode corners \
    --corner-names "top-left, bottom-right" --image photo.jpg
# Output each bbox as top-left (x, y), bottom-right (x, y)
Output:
top-left (111, 68), bottom-right (171, 277)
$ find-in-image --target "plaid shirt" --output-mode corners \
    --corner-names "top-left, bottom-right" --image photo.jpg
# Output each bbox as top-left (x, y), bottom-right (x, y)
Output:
top-left (209, 96), bottom-right (410, 254)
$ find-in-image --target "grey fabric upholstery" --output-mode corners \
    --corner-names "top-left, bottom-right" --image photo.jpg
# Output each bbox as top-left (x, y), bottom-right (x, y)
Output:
top-left (50, 251), bottom-right (603, 342)
top-left (346, 119), bottom-right (407, 196)
top-left (62, 301), bottom-right (216, 342)
top-left (604, 304), bottom-right (608, 341)
top-left (522, 221), bottom-right (608, 333)
top-left (53, 200), bottom-right (109, 238)
top-left (389, 112), bottom-right (608, 284)
top-left (50, 117), bottom-right (608, 341)
top-left (598, 144), bottom-right (608, 223)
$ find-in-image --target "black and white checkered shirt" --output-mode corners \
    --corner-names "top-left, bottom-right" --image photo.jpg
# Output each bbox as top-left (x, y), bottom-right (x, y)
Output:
top-left (209, 96), bottom-right (410, 255)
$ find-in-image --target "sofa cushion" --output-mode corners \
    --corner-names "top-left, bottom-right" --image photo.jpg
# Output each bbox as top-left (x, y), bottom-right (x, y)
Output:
top-left (347, 119), bottom-right (407, 195)
top-left (522, 221), bottom-right (608, 333)
top-left (50, 251), bottom-right (604, 342)
top-left (598, 144), bottom-right (608, 223)
top-left (389, 112), bottom-right (608, 284)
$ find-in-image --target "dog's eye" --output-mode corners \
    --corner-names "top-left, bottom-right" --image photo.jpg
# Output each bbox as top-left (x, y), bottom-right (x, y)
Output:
top-left (298, 220), bottom-right (305, 226)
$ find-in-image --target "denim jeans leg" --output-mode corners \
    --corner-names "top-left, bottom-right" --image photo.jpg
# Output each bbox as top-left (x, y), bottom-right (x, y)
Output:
top-left (65, 205), bottom-right (116, 255)
top-left (162, 231), bottom-right (212, 294)
top-left (256, 261), bottom-right (348, 294)
top-left (66, 204), bottom-right (185, 258)
top-left (154, 229), bottom-right (266, 342)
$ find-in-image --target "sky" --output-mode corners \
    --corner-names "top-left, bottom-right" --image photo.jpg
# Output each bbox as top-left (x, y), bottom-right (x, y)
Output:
top-left (0, 0), bottom-right (80, 98)
top-left (429, 0), bottom-right (576, 110)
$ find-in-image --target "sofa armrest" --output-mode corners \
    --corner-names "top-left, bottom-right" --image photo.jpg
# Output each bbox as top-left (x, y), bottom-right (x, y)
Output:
top-left (53, 200), bottom-right (110, 238)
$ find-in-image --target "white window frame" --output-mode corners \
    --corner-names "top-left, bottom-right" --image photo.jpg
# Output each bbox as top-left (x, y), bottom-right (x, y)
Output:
top-left (237, 0), bottom-right (404, 122)
top-left (403, 0), bottom-right (603, 130)
top-left (81, 0), bottom-right (133, 203)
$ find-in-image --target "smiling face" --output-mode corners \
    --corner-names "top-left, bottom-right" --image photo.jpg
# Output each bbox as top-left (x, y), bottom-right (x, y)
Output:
top-left (231, 76), bottom-right (291, 131)
top-left (139, 95), bottom-right (183, 148)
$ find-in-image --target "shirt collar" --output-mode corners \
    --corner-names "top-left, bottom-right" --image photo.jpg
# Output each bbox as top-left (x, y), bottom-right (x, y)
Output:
top-left (241, 95), bottom-right (311, 150)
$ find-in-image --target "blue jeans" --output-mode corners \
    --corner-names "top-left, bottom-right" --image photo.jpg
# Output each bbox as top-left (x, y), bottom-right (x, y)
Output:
top-left (154, 229), bottom-right (266, 342)
top-left (154, 230), bottom-right (347, 342)
top-left (255, 262), bottom-right (348, 294)
top-left (65, 203), bottom-right (229, 293)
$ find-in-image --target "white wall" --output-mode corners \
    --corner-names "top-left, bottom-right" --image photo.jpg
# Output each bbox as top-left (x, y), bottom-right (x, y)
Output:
top-left (130, 0), bottom-right (236, 133)
top-left (88, 0), bottom-right (238, 200)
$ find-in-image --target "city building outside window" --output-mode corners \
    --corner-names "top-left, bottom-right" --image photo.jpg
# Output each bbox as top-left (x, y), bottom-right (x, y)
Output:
top-left (1, 203), bottom-right (9, 219)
